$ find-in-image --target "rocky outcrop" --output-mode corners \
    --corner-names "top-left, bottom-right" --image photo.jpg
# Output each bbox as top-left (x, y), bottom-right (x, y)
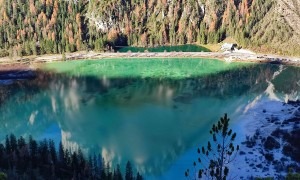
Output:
top-left (264, 136), bottom-right (280, 150)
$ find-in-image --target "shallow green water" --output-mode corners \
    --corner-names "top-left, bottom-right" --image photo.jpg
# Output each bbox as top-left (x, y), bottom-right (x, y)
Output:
top-left (0, 59), bottom-right (300, 179)
top-left (116, 44), bottom-right (211, 53)
top-left (44, 58), bottom-right (247, 79)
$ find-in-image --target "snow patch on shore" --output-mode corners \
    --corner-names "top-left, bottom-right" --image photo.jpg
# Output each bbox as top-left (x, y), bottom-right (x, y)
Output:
top-left (231, 98), bottom-right (300, 179)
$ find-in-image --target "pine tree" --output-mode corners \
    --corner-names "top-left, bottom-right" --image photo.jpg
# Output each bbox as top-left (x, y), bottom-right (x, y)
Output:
top-left (58, 142), bottom-right (65, 166)
top-left (198, 23), bottom-right (207, 45)
top-left (17, 136), bottom-right (26, 149)
top-left (49, 140), bottom-right (57, 164)
top-left (185, 114), bottom-right (239, 180)
top-left (125, 161), bottom-right (133, 180)
top-left (113, 164), bottom-right (123, 180)
top-left (5, 136), bottom-right (10, 155)
top-left (136, 172), bottom-right (143, 180)
top-left (0, 134), bottom-right (144, 180)
top-left (39, 139), bottom-right (49, 164)
top-left (100, 157), bottom-right (107, 179)
top-left (71, 152), bottom-right (79, 178)
top-left (77, 148), bottom-right (85, 171)
top-left (31, 42), bottom-right (37, 56)
top-left (29, 135), bottom-right (38, 168)
top-left (9, 134), bottom-right (17, 153)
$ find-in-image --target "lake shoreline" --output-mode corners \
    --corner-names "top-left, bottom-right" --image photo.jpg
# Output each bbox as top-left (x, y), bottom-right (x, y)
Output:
top-left (0, 51), bottom-right (299, 82)
top-left (0, 51), bottom-right (300, 67)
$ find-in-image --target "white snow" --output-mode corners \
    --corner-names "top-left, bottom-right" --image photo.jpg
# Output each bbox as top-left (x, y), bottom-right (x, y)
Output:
top-left (230, 98), bottom-right (300, 179)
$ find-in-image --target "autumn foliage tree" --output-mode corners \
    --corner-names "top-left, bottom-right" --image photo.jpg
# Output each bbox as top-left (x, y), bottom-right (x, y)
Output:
top-left (0, 0), bottom-right (88, 56)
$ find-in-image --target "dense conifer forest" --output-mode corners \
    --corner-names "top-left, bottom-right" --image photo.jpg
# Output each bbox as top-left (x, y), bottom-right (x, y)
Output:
top-left (0, 0), bottom-right (299, 57)
top-left (0, 134), bottom-right (143, 180)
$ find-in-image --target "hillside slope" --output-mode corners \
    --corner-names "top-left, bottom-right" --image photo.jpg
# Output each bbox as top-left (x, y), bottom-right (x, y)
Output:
top-left (250, 0), bottom-right (300, 55)
top-left (86, 0), bottom-right (300, 55)
top-left (0, 0), bottom-right (299, 56)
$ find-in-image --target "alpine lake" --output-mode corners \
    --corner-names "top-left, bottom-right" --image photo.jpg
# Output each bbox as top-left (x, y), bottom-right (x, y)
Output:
top-left (0, 57), bottom-right (300, 179)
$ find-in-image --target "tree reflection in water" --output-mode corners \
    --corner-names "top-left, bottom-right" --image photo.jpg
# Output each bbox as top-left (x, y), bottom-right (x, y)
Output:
top-left (0, 62), bottom-right (299, 177)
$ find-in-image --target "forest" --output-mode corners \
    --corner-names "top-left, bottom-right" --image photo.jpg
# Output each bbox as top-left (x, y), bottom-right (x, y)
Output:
top-left (0, 134), bottom-right (143, 180)
top-left (0, 0), bottom-right (299, 57)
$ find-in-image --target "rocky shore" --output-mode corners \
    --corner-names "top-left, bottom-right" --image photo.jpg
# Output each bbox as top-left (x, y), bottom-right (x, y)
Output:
top-left (233, 99), bottom-right (300, 179)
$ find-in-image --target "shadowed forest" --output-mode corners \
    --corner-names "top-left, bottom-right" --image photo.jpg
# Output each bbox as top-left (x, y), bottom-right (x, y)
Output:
top-left (0, 134), bottom-right (143, 180)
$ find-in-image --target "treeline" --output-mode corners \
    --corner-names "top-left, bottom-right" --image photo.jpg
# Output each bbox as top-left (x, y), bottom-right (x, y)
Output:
top-left (0, 0), bottom-right (92, 57)
top-left (86, 0), bottom-right (300, 55)
top-left (0, 0), bottom-right (85, 56)
top-left (87, 0), bottom-right (277, 48)
top-left (0, 134), bottom-right (143, 180)
top-left (0, 0), bottom-right (122, 58)
top-left (87, 0), bottom-right (227, 47)
top-left (0, 0), bottom-right (298, 57)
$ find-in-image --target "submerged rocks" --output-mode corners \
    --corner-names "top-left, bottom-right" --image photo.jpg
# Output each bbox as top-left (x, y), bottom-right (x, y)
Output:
top-left (264, 153), bottom-right (274, 162)
top-left (282, 129), bottom-right (300, 162)
top-left (282, 117), bottom-right (300, 125)
top-left (271, 128), bottom-right (289, 138)
top-left (264, 136), bottom-right (280, 150)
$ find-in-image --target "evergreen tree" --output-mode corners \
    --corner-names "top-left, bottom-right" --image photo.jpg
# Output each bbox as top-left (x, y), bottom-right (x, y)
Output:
top-left (113, 164), bottom-right (123, 180)
top-left (29, 135), bottom-right (38, 168)
top-left (9, 134), bottom-right (17, 153)
top-left (39, 139), bottom-right (49, 164)
top-left (65, 149), bottom-right (72, 169)
top-left (198, 23), bottom-right (207, 44)
top-left (125, 161), bottom-right (133, 180)
top-left (136, 172), bottom-right (143, 180)
top-left (100, 157), bottom-right (107, 179)
top-left (49, 139), bottom-right (57, 164)
top-left (58, 142), bottom-right (65, 166)
top-left (31, 42), bottom-right (37, 56)
top-left (5, 135), bottom-right (10, 154)
top-left (78, 148), bottom-right (85, 171)
top-left (0, 134), bottom-right (144, 180)
top-left (185, 114), bottom-right (239, 180)
top-left (71, 152), bottom-right (79, 178)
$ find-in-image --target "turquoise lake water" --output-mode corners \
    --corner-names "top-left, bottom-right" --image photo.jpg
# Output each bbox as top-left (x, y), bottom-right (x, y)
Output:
top-left (0, 59), bottom-right (299, 179)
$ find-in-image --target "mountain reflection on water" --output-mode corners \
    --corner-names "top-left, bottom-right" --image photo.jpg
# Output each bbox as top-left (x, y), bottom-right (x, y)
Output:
top-left (0, 59), bottom-right (299, 179)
